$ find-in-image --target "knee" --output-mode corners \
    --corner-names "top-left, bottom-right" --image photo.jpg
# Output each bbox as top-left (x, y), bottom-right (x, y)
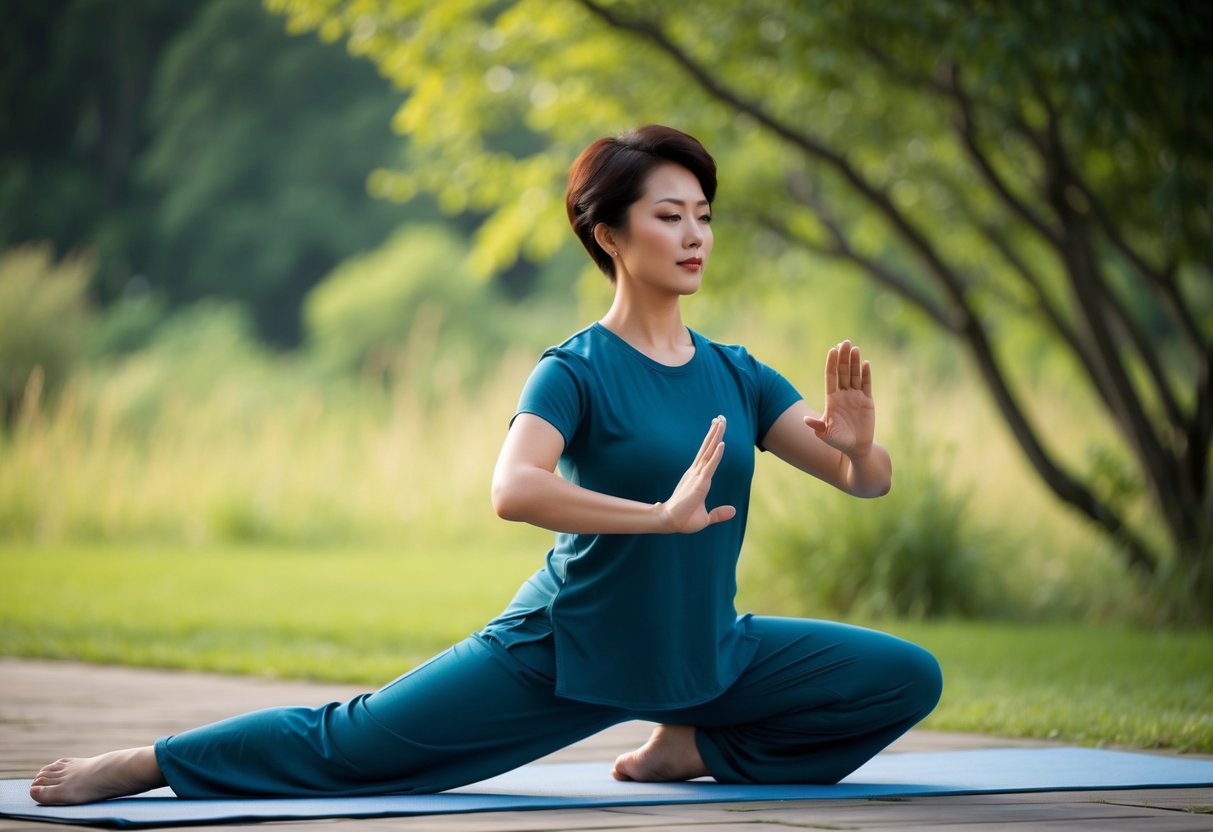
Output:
top-left (902, 643), bottom-right (943, 718)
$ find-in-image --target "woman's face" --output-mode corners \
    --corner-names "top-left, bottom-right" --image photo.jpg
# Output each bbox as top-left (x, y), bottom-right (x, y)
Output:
top-left (608, 162), bottom-right (713, 295)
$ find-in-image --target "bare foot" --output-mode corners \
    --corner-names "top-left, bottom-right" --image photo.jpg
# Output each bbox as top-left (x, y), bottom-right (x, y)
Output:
top-left (29, 746), bottom-right (166, 805)
top-left (612, 724), bottom-right (711, 782)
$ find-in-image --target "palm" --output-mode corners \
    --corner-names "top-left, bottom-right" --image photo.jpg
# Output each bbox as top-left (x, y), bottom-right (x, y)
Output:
top-left (661, 416), bottom-right (737, 533)
top-left (807, 340), bottom-right (876, 455)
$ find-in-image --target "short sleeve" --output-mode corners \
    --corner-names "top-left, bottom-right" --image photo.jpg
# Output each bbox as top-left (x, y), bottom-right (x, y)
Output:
top-left (512, 349), bottom-right (587, 446)
top-left (754, 360), bottom-right (802, 447)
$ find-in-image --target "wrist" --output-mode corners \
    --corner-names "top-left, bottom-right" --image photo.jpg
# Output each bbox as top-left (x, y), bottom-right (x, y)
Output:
top-left (844, 441), bottom-right (875, 464)
top-left (650, 501), bottom-right (673, 534)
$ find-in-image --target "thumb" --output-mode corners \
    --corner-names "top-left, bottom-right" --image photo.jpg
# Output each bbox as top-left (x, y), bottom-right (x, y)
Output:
top-left (707, 505), bottom-right (737, 525)
top-left (805, 414), bottom-right (827, 438)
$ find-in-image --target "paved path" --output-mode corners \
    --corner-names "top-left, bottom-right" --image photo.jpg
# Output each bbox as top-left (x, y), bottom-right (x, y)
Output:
top-left (2, 657), bottom-right (1210, 830)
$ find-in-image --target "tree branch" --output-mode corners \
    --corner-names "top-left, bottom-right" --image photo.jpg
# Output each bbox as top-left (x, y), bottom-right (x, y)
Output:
top-left (575, 0), bottom-right (1163, 574)
top-left (575, 0), bottom-right (968, 309)
top-left (1042, 165), bottom-right (1196, 546)
top-left (752, 196), bottom-right (954, 331)
top-left (973, 217), bottom-right (1097, 368)
top-left (943, 64), bottom-right (1062, 248)
top-left (1070, 177), bottom-right (1208, 361)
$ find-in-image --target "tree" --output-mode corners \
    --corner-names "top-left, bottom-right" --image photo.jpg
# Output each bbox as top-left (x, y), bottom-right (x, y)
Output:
top-left (269, 0), bottom-right (1213, 618)
top-left (141, 0), bottom-right (421, 345)
top-left (1, 0), bottom-right (424, 345)
top-left (0, 0), bottom-right (200, 299)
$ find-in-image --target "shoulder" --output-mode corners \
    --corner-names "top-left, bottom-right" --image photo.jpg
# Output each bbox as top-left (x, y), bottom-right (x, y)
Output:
top-left (522, 325), bottom-right (602, 395)
top-left (539, 324), bottom-right (599, 366)
top-left (693, 330), bottom-right (802, 410)
top-left (693, 330), bottom-right (764, 372)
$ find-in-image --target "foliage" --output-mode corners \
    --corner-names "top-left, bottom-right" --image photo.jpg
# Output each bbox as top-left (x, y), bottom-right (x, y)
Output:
top-left (0, 0), bottom-right (198, 298)
top-left (304, 223), bottom-right (512, 387)
top-left (756, 431), bottom-right (1003, 620)
top-left (1, 0), bottom-right (433, 344)
top-left (141, 0), bottom-right (412, 344)
top-left (0, 244), bottom-right (95, 424)
top-left (86, 291), bottom-right (168, 359)
top-left (269, 0), bottom-right (1213, 619)
top-left (2, 543), bottom-right (1209, 751)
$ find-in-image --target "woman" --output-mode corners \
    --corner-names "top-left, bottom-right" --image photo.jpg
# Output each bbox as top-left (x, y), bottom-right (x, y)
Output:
top-left (30, 125), bottom-right (941, 805)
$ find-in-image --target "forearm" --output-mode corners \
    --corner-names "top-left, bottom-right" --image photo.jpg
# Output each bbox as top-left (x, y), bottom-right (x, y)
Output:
top-left (492, 466), bottom-right (671, 534)
top-left (839, 442), bottom-right (893, 498)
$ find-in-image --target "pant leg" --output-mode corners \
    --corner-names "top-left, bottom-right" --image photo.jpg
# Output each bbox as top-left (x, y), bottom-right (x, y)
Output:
top-left (155, 634), bottom-right (622, 798)
top-left (665, 616), bottom-right (941, 785)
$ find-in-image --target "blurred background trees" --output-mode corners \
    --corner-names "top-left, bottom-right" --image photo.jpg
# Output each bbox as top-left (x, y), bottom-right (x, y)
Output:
top-left (2, 0), bottom-right (426, 345)
top-left (2, 0), bottom-right (1209, 621)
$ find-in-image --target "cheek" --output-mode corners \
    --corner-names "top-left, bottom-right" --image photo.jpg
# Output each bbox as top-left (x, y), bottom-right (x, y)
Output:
top-left (632, 222), bottom-right (677, 252)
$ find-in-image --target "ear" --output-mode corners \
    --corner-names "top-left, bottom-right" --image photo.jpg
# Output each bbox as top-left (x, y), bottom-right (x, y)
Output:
top-left (592, 222), bottom-right (619, 258)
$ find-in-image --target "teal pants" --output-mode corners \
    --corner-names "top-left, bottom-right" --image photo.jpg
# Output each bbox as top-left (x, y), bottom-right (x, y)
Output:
top-left (154, 617), bottom-right (941, 798)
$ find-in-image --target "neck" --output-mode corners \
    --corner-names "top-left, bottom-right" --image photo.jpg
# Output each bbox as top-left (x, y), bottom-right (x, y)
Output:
top-left (598, 282), bottom-right (696, 367)
top-left (599, 285), bottom-right (688, 350)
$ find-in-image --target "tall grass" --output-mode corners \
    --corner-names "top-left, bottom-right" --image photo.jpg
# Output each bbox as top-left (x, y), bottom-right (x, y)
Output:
top-left (0, 295), bottom-right (1146, 621)
top-left (0, 301), bottom-right (534, 548)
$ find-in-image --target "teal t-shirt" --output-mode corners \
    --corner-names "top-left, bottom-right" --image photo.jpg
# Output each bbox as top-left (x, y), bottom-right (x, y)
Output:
top-left (481, 323), bottom-right (802, 709)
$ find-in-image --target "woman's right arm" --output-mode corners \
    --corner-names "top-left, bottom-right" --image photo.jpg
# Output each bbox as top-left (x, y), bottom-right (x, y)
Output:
top-left (491, 413), bottom-right (736, 535)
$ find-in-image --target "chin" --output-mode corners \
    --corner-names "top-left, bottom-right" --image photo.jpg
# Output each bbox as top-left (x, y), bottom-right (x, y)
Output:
top-left (672, 274), bottom-right (704, 294)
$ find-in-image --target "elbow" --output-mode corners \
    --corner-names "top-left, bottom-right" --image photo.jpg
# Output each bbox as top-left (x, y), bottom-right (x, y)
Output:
top-left (852, 446), bottom-right (891, 498)
top-left (871, 468), bottom-right (893, 498)
top-left (851, 469), bottom-right (892, 499)
top-left (491, 475), bottom-right (527, 522)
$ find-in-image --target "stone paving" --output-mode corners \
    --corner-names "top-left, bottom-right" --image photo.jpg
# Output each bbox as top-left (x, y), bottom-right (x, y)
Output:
top-left (2, 658), bottom-right (1211, 831)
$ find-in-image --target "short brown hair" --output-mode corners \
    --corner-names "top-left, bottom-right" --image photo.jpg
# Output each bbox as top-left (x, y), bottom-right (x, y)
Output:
top-left (566, 125), bottom-right (717, 277)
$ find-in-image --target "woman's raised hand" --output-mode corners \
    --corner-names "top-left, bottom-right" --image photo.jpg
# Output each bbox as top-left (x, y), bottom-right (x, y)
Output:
top-left (657, 416), bottom-right (737, 533)
top-left (804, 340), bottom-right (877, 456)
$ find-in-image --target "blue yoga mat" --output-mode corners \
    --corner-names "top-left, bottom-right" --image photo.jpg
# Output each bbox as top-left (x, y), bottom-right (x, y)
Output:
top-left (4, 748), bottom-right (1212, 828)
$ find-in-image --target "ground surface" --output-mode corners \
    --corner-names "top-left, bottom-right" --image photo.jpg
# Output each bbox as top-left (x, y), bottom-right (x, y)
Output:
top-left (1, 657), bottom-right (1210, 831)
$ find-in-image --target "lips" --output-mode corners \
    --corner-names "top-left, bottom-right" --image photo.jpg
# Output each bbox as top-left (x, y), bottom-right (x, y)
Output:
top-left (678, 258), bottom-right (703, 268)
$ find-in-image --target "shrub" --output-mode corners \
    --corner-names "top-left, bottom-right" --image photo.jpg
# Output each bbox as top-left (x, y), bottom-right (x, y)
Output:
top-left (303, 224), bottom-right (512, 390)
top-left (753, 431), bottom-right (1006, 619)
top-left (0, 244), bottom-right (94, 424)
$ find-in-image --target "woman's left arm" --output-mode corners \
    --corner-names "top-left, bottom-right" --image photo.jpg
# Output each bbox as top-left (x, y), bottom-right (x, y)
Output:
top-left (760, 340), bottom-right (892, 498)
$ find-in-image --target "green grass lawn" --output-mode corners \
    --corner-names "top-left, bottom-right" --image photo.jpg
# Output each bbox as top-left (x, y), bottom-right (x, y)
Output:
top-left (2, 542), bottom-right (1210, 752)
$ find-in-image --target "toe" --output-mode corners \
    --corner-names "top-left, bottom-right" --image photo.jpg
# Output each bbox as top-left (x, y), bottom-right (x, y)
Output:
top-left (29, 785), bottom-right (56, 805)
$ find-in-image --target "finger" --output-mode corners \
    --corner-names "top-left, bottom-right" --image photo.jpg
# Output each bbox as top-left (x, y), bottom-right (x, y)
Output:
top-left (699, 438), bottom-right (726, 479)
top-left (861, 360), bottom-right (873, 397)
top-left (837, 340), bottom-right (852, 389)
top-left (707, 504), bottom-right (737, 525)
top-left (805, 415), bottom-right (827, 438)
top-left (849, 344), bottom-right (863, 390)
top-left (823, 346), bottom-right (839, 395)
top-left (692, 416), bottom-right (722, 465)
top-left (702, 416), bottom-right (726, 467)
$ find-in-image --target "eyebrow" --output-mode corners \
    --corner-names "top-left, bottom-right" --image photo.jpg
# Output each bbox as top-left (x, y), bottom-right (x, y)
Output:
top-left (653, 197), bottom-right (711, 207)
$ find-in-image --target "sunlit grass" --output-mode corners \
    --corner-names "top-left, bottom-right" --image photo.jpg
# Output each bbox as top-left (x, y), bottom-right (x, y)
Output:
top-left (0, 540), bottom-right (544, 682)
top-left (2, 542), bottom-right (1208, 752)
top-left (882, 619), bottom-right (1213, 753)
